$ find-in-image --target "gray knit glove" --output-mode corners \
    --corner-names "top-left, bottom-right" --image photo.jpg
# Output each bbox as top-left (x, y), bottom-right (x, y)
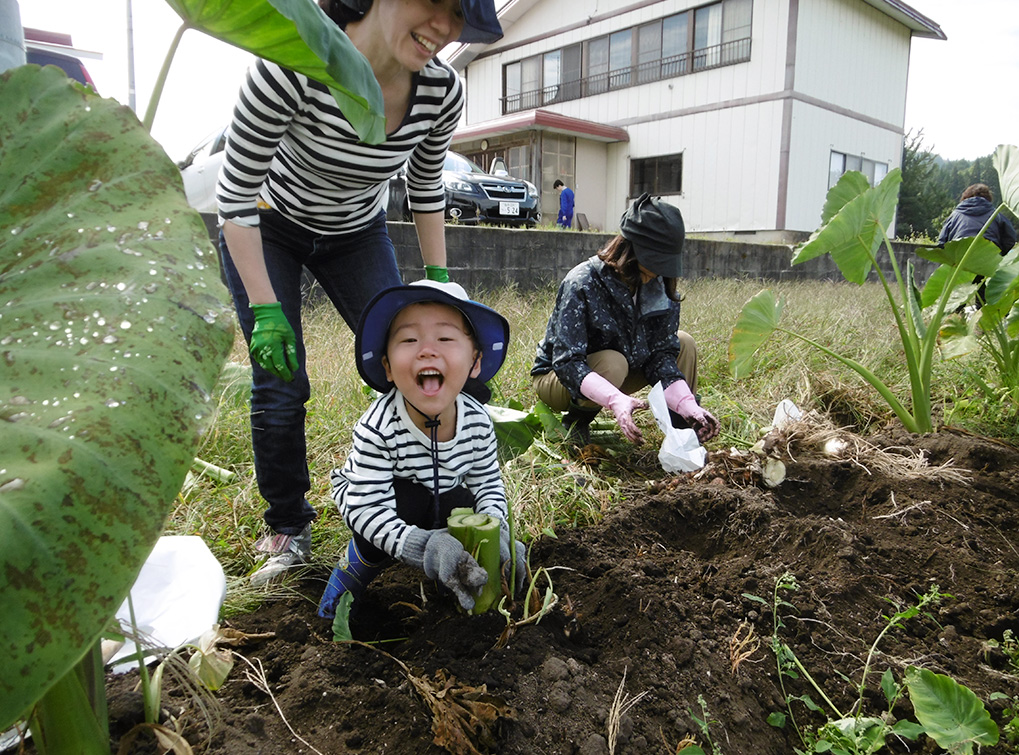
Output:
top-left (403, 529), bottom-right (488, 611)
top-left (499, 521), bottom-right (527, 596)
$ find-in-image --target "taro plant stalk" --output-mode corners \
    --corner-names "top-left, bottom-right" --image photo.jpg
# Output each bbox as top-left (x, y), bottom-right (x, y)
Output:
top-left (447, 508), bottom-right (503, 614)
top-left (729, 144), bottom-right (1019, 434)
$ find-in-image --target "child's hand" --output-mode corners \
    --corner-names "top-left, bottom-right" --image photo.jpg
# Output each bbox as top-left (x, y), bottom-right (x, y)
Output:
top-left (422, 531), bottom-right (488, 610)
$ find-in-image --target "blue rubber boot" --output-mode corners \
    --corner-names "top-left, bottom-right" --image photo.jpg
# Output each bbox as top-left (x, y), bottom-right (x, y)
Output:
top-left (318, 539), bottom-right (388, 619)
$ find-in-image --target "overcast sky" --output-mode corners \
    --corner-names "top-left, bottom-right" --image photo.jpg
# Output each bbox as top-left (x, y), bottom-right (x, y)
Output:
top-left (16, 0), bottom-right (1019, 163)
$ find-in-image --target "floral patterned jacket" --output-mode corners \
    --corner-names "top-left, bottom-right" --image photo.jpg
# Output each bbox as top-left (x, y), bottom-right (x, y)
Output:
top-left (531, 256), bottom-right (686, 401)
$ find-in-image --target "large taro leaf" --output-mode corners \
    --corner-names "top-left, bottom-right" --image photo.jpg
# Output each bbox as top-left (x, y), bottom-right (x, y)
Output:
top-left (978, 248), bottom-right (1019, 332)
top-left (919, 264), bottom-right (979, 311)
top-left (905, 666), bottom-right (998, 752)
top-left (819, 170), bottom-right (871, 225)
top-left (486, 404), bottom-right (542, 461)
top-left (917, 236), bottom-right (1005, 280)
top-left (994, 144), bottom-right (1019, 215)
top-left (728, 289), bottom-right (784, 378)
top-left (937, 313), bottom-right (980, 361)
top-left (792, 170), bottom-right (902, 285)
top-left (0, 66), bottom-right (234, 728)
top-left (164, 0), bottom-right (385, 144)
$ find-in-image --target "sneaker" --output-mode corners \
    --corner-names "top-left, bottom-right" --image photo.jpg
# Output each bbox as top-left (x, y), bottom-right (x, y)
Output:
top-left (250, 524), bottom-right (312, 587)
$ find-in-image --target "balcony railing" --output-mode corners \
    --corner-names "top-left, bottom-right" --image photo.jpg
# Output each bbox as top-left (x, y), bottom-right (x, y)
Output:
top-left (502, 37), bottom-right (751, 114)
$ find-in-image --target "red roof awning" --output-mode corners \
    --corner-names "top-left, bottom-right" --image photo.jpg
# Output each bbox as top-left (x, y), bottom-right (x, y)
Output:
top-left (453, 109), bottom-right (629, 145)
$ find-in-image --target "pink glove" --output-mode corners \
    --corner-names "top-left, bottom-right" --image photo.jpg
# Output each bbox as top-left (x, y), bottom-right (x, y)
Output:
top-left (664, 379), bottom-right (720, 442)
top-left (580, 372), bottom-right (648, 444)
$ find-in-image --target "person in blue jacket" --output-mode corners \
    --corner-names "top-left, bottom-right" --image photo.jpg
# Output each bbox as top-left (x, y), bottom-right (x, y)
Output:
top-left (554, 179), bottom-right (575, 229)
top-left (938, 183), bottom-right (1016, 254)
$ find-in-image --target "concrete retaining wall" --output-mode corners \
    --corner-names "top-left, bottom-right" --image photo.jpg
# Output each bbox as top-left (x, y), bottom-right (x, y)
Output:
top-left (202, 215), bottom-right (937, 292)
top-left (387, 222), bottom-right (937, 292)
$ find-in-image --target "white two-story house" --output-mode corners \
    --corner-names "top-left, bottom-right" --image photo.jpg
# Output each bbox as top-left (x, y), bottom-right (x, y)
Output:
top-left (445, 0), bottom-right (943, 240)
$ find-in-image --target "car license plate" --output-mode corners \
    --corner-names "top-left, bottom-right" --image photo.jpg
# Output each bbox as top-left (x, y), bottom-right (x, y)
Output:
top-left (499, 201), bottom-right (520, 216)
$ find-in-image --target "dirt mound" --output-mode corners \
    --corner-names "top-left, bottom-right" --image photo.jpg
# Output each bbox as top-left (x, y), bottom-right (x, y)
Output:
top-left (108, 427), bottom-right (1019, 754)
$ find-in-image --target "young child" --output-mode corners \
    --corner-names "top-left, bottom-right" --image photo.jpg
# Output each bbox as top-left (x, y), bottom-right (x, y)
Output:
top-left (318, 280), bottom-right (525, 618)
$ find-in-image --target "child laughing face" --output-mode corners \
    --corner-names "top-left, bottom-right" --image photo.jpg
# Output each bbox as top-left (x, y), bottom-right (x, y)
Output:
top-left (382, 301), bottom-right (481, 434)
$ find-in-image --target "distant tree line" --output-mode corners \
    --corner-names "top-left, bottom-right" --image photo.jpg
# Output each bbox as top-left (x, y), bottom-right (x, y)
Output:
top-left (895, 130), bottom-right (1016, 242)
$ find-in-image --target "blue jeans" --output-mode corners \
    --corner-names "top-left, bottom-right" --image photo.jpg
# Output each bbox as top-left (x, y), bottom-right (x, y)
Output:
top-left (220, 209), bottom-right (402, 535)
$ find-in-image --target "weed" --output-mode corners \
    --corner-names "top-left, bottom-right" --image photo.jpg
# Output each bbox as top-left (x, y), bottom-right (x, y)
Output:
top-left (496, 566), bottom-right (559, 648)
top-left (754, 572), bottom-right (999, 754)
top-left (990, 693), bottom-right (1019, 745)
top-left (985, 629), bottom-right (1019, 674)
top-left (689, 694), bottom-right (722, 755)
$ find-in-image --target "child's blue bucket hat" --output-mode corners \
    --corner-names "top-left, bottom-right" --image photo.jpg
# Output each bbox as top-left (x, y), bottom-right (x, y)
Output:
top-left (355, 280), bottom-right (510, 393)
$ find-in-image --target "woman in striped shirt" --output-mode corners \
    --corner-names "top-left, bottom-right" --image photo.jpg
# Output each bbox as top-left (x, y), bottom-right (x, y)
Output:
top-left (216, 0), bottom-right (502, 586)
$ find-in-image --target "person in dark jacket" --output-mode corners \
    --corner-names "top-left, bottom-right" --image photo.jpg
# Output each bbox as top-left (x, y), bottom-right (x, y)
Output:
top-left (938, 183), bottom-right (1016, 253)
top-left (938, 184), bottom-right (1017, 307)
top-left (531, 193), bottom-right (720, 445)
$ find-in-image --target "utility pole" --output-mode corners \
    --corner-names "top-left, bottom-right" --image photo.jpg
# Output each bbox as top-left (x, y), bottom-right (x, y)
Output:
top-left (0, 0), bottom-right (27, 74)
top-left (126, 0), bottom-right (136, 111)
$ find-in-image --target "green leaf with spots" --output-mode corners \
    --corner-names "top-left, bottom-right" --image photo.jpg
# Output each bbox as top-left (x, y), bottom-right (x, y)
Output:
top-left (164, 0), bottom-right (386, 144)
top-left (0, 66), bottom-right (234, 729)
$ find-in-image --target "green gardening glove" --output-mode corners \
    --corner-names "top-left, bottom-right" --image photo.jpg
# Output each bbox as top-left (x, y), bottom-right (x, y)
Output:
top-left (249, 302), bottom-right (299, 382)
top-left (424, 265), bottom-right (449, 283)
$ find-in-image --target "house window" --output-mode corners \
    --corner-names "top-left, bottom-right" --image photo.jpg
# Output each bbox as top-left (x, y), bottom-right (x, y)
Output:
top-left (637, 21), bottom-right (662, 83)
top-left (587, 36), bottom-right (609, 95)
top-left (505, 64), bottom-right (522, 112)
top-left (543, 50), bottom-right (561, 105)
top-left (721, 0), bottom-right (753, 63)
top-left (561, 44), bottom-right (582, 100)
top-left (693, 2), bottom-right (722, 70)
top-left (631, 153), bottom-right (683, 197)
top-left (508, 144), bottom-right (532, 183)
top-left (505, 45), bottom-right (581, 108)
top-left (608, 29), bottom-right (633, 88)
top-left (662, 13), bottom-right (690, 76)
top-left (501, 0), bottom-right (752, 113)
top-left (828, 151), bottom-right (890, 189)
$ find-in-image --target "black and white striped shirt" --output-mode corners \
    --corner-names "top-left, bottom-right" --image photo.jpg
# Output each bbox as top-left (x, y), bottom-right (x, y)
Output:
top-left (217, 57), bottom-right (463, 233)
top-left (332, 389), bottom-right (508, 560)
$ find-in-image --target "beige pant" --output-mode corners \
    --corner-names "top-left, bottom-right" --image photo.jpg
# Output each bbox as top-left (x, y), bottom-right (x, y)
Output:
top-left (532, 330), bottom-right (699, 412)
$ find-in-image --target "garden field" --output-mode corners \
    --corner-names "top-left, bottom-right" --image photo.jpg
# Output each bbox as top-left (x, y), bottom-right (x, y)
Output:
top-left (114, 422), bottom-right (1019, 755)
top-left (101, 280), bottom-right (1019, 755)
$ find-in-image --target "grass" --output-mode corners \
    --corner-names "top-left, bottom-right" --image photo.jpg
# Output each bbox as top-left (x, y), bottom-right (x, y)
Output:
top-left (172, 278), bottom-right (1018, 614)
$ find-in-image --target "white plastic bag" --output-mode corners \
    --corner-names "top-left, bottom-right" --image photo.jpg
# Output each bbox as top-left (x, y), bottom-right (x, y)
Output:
top-left (772, 398), bottom-right (802, 429)
top-left (647, 382), bottom-right (706, 473)
top-left (107, 535), bottom-right (226, 672)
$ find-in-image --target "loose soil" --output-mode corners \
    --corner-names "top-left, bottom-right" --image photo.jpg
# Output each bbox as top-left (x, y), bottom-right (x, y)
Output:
top-left (106, 423), bottom-right (1019, 755)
